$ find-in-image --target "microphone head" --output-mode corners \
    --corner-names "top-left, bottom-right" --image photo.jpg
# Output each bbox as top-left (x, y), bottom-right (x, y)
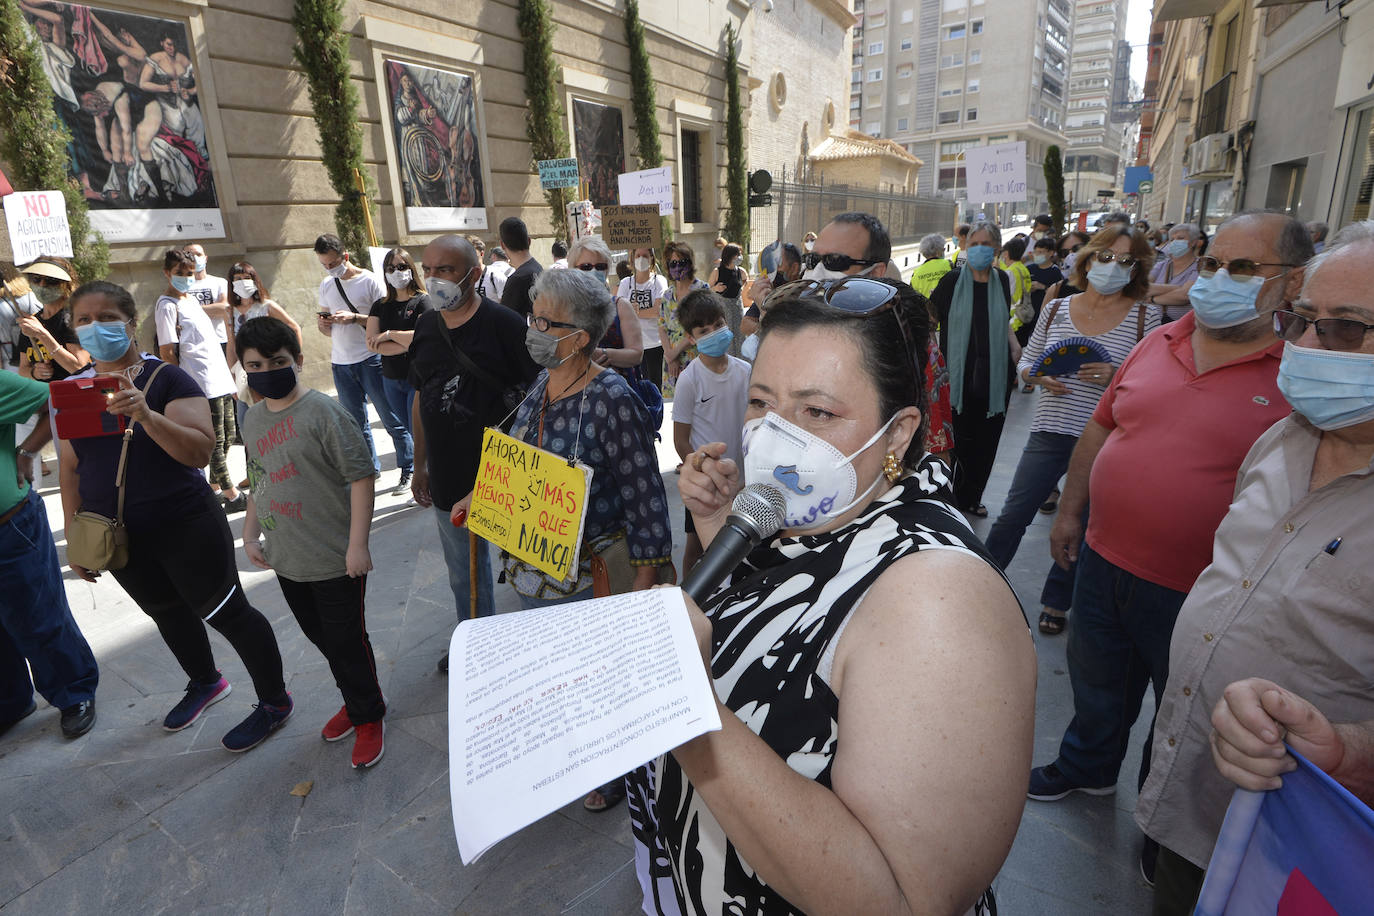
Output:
top-left (731, 483), bottom-right (786, 540)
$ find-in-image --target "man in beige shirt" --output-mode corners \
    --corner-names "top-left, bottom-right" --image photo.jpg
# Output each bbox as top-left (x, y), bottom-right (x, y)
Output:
top-left (1136, 220), bottom-right (1374, 914)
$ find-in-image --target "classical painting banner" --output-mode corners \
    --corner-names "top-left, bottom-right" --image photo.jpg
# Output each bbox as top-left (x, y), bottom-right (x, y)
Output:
top-left (384, 58), bottom-right (488, 232)
top-left (18, 2), bottom-right (223, 244)
top-left (572, 99), bottom-right (625, 209)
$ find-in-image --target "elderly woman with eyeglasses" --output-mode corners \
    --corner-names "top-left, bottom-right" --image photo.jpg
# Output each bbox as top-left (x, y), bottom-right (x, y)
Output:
top-left (566, 236), bottom-right (643, 374)
top-left (985, 226), bottom-right (1160, 635)
top-left (628, 275), bottom-right (1034, 916)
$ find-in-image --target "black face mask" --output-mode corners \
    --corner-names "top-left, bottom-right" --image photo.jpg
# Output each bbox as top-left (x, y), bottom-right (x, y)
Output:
top-left (246, 365), bottom-right (298, 400)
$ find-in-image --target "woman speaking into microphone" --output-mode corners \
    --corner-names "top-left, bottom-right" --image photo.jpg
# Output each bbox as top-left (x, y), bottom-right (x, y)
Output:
top-left (60, 281), bottom-right (291, 753)
top-left (631, 277), bottom-right (1035, 916)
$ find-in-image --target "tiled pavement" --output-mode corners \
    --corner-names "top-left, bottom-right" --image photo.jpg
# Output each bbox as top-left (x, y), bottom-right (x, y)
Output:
top-left (1, 390), bottom-right (1153, 914)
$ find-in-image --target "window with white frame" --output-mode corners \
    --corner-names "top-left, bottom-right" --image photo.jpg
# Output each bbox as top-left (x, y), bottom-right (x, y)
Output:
top-left (940, 54), bottom-right (963, 68)
top-left (866, 122), bottom-right (881, 135)
top-left (900, 37), bottom-right (912, 50)
top-left (897, 64), bottom-right (913, 78)
top-left (967, 78), bottom-right (979, 93)
top-left (939, 109), bottom-right (959, 124)
top-left (897, 117), bottom-right (909, 131)
top-left (869, 42), bottom-right (884, 55)
top-left (966, 107), bottom-right (977, 121)
top-left (971, 19), bottom-right (983, 34)
top-left (947, 24), bottom-right (966, 40)
top-left (969, 49), bottom-right (981, 64)
top-left (869, 69), bottom-right (883, 81)
top-left (900, 8), bottom-right (914, 23)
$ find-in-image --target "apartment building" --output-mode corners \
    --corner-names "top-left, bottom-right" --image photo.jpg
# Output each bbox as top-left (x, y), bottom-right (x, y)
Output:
top-left (1063, 0), bottom-right (1131, 209)
top-left (849, 0), bottom-right (1072, 223)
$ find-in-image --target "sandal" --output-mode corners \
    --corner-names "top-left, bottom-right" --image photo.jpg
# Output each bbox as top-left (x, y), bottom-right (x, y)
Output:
top-left (583, 779), bottom-right (627, 813)
top-left (965, 504), bottom-right (989, 518)
top-left (1038, 610), bottom-right (1067, 635)
top-left (1039, 488), bottom-right (1060, 515)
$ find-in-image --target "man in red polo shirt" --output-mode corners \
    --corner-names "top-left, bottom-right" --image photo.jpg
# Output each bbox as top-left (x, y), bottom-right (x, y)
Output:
top-left (1027, 212), bottom-right (1312, 821)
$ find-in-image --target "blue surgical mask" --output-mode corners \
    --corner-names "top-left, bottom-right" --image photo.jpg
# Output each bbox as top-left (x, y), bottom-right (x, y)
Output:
top-left (170, 274), bottom-right (193, 293)
top-left (1189, 269), bottom-right (1269, 329)
top-left (1033, 253), bottom-right (1049, 266)
top-left (1163, 239), bottom-right (1190, 259)
top-left (592, 269), bottom-right (608, 286)
top-left (1087, 261), bottom-right (1132, 296)
top-left (193, 255), bottom-right (208, 273)
top-left (965, 245), bottom-right (996, 271)
top-left (76, 320), bottom-right (133, 363)
top-left (695, 326), bottom-right (733, 358)
top-left (1277, 341), bottom-right (1374, 431)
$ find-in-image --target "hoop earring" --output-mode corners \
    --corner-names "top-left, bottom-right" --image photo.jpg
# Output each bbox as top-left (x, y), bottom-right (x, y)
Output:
top-left (883, 452), bottom-right (903, 484)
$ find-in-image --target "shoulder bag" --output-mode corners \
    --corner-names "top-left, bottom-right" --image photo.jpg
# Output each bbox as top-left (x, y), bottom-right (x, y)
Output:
top-left (432, 311), bottom-right (528, 428)
top-left (67, 362), bottom-right (168, 571)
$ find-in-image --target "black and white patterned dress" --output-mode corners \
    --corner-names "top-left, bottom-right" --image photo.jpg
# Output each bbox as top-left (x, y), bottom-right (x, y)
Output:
top-left (627, 455), bottom-right (1015, 915)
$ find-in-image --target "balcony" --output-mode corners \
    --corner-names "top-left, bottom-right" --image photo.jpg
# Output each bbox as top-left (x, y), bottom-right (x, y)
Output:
top-left (1155, 0), bottom-right (1227, 21)
top-left (1196, 72), bottom-right (1233, 140)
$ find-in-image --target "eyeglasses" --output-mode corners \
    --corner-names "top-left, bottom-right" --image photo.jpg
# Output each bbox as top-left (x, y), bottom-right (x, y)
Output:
top-left (800, 251), bottom-right (885, 272)
top-left (1273, 309), bottom-right (1374, 352)
top-left (666, 259), bottom-right (691, 270)
top-left (1197, 256), bottom-right (1296, 279)
top-left (1093, 251), bottom-right (1140, 268)
top-left (25, 275), bottom-right (62, 287)
top-left (527, 313), bottom-right (580, 333)
top-left (766, 277), bottom-right (919, 380)
top-left (574, 262), bottom-right (609, 272)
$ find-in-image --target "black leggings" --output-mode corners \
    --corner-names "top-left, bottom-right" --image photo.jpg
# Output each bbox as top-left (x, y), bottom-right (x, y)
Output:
top-left (111, 491), bottom-right (286, 703)
top-left (277, 574), bottom-right (385, 725)
top-left (640, 347), bottom-right (664, 390)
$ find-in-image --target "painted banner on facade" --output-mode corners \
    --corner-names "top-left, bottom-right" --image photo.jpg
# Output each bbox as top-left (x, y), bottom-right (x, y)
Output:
top-left (17, 3), bottom-right (224, 243)
top-left (572, 100), bottom-right (625, 210)
top-left (384, 59), bottom-right (488, 232)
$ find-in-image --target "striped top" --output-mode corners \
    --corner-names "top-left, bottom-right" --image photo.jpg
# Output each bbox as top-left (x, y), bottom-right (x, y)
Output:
top-left (1018, 296), bottom-right (1162, 436)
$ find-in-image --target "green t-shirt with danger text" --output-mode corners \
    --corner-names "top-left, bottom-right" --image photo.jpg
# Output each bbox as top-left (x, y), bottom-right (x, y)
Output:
top-left (242, 388), bottom-right (374, 582)
top-left (0, 372), bottom-right (51, 511)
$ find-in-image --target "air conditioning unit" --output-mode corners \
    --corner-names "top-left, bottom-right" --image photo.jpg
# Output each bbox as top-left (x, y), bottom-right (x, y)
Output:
top-left (1186, 133), bottom-right (1234, 176)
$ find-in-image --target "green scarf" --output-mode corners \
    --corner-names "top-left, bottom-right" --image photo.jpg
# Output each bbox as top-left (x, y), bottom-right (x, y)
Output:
top-left (945, 266), bottom-right (1009, 418)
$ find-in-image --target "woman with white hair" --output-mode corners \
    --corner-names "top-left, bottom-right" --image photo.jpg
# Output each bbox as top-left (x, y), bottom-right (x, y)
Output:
top-left (566, 235), bottom-right (643, 372)
top-left (909, 232), bottom-right (954, 298)
top-left (1145, 222), bottom-right (1205, 322)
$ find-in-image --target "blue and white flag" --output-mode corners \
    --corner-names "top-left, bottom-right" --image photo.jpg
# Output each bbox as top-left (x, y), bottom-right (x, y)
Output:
top-left (1196, 748), bottom-right (1374, 915)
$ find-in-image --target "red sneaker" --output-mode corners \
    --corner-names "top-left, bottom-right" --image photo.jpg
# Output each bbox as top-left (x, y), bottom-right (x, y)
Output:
top-left (351, 720), bottom-right (384, 768)
top-left (321, 706), bottom-right (353, 743)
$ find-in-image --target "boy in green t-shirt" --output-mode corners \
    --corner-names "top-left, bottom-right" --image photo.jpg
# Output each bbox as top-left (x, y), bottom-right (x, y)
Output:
top-left (236, 317), bottom-right (386, 769)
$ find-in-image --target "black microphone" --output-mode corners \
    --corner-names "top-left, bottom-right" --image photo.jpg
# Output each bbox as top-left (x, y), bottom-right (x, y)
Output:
top-left (681, 483), bottom-right (786, 604)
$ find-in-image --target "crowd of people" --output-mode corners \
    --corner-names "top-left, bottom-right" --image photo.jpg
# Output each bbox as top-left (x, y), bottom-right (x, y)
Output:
top-left (2, 203), bottom-right (1373, 916)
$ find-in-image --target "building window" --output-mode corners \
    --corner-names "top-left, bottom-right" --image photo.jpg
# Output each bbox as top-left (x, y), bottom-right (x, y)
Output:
top-left (947, 25), bottom-right (966, 40)
top-left (866, 122), bottom-right (881, 136)
top-left (897, 91), bottom-right (911, 105)
top-left (897, 65), bottom-right (913, 78)
top-left (940, 55), bottom-right (964, 68)
top-left (897, 117), bottom-right (909, 131)
top-left (966, 107), bottom-right (977, 121)
top-left (940, 88), bottom-right (962, 96)
top-left (680, 129), bottom-right (703, 224)
top-left (900, 37), bottom-right (913, 50)
top-left (967, 78), bottom-right (979, 93)
top-left (869, 42), bottom-right (884, 55)
top-left (971, 19), bottom-right (983, 34)
top-left (969, 49), bottom-right (981, 64)
top-left (939, 110), bottom-right (960, 124)
top-left (869, 69), bottom-right (883, 81)
top-left (901, 8), bottom-right (914, 23)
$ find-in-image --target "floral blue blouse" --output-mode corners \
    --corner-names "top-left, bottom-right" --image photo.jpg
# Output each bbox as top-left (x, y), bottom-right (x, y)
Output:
top-left (502, 367), bottom-right (672, 599)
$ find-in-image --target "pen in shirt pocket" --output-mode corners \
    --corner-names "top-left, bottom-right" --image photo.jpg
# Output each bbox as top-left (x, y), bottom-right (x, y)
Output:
top-left (1305, 536), bottom-right (1343, 569)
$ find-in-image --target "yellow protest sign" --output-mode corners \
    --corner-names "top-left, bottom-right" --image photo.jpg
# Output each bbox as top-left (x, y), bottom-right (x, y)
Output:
top-left (468, 429), bottom-right (593, 582)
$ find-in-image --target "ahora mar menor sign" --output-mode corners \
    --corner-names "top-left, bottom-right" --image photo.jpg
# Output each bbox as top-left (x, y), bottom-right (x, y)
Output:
top-left (467, 429), bottom-right (593, 582)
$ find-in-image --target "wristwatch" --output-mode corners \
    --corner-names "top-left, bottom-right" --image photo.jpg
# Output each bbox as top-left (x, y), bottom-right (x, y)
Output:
top-left (17, 448), bottom-right (39, 460)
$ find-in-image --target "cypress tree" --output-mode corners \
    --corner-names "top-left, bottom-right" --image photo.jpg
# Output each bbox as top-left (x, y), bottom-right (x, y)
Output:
top-left (518, 0), bottom-right (570, 239)
top-left (1044, 145), bottom-right (1067, 237)
top-left (723, 22), bottom-right (747, 255)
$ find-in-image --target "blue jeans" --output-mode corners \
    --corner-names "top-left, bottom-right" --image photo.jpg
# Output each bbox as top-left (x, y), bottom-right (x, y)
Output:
top-left (0, 487), bottom-right (98, 718)
top-left (984, 430), bottom-right (1080, 612)
top-left (1053, 544), bottom-right (1186, 789)
top-left (381, 375), bottom-right (416, 447)
top-left (332, 355), bottom-right (412, 474)
top-left (434, 510), bottom-right (495, 619)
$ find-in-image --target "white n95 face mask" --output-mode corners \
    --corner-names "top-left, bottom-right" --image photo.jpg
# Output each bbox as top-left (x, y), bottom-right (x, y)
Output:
top-left (741, 411), bottom-right (895, 532)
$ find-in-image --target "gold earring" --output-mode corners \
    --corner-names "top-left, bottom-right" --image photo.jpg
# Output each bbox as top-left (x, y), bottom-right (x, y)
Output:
top-left (883, 452), bottom-right (902, 484)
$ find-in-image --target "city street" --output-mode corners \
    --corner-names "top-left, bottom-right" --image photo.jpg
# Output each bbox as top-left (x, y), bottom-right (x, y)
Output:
top-left (0, 390), bottom-right (1153, 915)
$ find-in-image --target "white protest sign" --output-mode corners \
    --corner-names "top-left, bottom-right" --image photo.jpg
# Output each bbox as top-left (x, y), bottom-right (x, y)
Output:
top-left (3, 190), bottom-right (73, 262)
top-left (617, 166), bottom-right (675, 216)
top-left (448, 587), bottom-right (721, 863)
top-left (964, 141), bottom-right (1028, 204)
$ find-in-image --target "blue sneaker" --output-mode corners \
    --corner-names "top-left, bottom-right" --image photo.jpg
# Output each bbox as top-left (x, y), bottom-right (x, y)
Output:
top-left (221, 696), bottom-right (293, 753)
top-left (163, 677), bottom-right (231, 731)
top-left (1027, 763), bottom-right (1116, 801)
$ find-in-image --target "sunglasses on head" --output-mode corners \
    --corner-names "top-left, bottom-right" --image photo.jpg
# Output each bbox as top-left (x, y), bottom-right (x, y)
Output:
top-left (1273, 309), bottom-right (1374, 352)
top-left (800, 251), bottom-right (885, 272)
top-left (767, 277), bottom-right (919, 379)
top-left (1198, 256), bottom-right (1296, 279)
